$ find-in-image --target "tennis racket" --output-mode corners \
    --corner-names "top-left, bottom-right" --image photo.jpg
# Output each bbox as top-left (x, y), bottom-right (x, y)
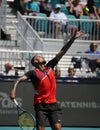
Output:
top-left (13, 98), bottom-right (36, 130)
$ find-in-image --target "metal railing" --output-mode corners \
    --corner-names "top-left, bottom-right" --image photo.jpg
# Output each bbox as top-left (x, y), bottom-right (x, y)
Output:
top-left (0, 11), bottom-right (100, 78)
top-left (23, 14), bottom-right (100, 42)
top-left (0, 0), bottom-right (7, 39)
top-left (0, 50), bottom-right (100, 77)
top-left (16, 12), bottom-right (44, 51)
top-left (11, 12), bottom-right (100, 53)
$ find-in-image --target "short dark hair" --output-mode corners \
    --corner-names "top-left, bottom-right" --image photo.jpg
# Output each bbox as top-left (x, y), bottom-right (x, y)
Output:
top-left (31, 55), bottom-right (36, 66)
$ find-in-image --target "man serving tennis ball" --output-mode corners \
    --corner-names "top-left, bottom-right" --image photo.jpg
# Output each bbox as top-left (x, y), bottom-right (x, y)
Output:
top-left (10, 30), bottom-right (84, 130)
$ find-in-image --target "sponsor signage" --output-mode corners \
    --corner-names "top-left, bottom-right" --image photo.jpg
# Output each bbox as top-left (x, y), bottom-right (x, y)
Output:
top-left (0, 79), bottom-right (100, 126)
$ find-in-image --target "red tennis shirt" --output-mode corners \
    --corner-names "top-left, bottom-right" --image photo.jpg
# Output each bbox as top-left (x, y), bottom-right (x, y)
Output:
top-left (25, 58), bottom-right (58, 104)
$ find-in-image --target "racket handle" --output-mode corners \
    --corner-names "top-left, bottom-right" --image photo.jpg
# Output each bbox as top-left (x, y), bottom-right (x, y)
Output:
top-left (13, 99), bottom-right (18, 106)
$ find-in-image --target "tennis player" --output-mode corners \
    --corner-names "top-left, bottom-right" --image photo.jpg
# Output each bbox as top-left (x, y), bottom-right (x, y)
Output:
top-left (10, 30), bottom-right (83, 130)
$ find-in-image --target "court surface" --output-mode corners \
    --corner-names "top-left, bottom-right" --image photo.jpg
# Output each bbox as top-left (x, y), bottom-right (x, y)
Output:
top-left (0, 127), bottom-right (100, 130)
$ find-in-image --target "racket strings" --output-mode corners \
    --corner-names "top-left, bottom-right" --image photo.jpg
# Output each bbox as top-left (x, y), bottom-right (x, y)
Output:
top-left (18, 113), bottom-right (35, 130)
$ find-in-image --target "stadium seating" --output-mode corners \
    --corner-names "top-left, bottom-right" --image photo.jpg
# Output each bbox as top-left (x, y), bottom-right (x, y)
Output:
top-left (59, 4), bottom-right (69, 15)
top-left (66, 14), bottom-right (79, 27)
top-left (66, 14), bottom-right (76, 19)
top-left (93, 0), bottom-right (100, 9)
top-left (36, 13), bottom-right (48, 33)
top-left (50, 0), bottom-right (60, 9)
top-left (80, 15), bottom-right (93, 33)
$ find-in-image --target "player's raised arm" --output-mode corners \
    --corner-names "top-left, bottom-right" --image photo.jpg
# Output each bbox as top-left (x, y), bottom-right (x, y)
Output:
top-left (10, 75), bottom-right (28, 99)
top-left (55, 30), bottom-right (84, 62)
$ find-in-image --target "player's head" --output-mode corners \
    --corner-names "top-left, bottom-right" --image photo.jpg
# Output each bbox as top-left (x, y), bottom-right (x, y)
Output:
top-left (31, 55), bottom-right (46, 71)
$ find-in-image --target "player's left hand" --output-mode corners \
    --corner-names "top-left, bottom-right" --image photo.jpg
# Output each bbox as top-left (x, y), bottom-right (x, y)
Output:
top-left (75, 30), bottom-right (84, 39)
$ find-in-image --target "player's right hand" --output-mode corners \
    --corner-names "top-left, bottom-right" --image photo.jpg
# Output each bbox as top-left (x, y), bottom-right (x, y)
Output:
top-left (10, 90), bottom-right (16, 99)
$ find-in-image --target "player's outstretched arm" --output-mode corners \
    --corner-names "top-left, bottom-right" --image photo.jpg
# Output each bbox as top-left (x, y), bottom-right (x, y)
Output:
top-left (55, 30), bottom-right (84, 62)
top-left (10, 75), bottom-right (28, 99)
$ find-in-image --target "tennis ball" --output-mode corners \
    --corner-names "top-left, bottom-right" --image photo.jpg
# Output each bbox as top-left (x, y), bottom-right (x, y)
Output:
top-left (84, 7), bottom-right (89, 13)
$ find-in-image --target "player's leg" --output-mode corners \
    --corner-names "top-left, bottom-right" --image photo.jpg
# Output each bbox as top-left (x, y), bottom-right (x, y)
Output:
top-left (48, 103), bottom-right (62, 130)
top-left (37, 125), bottom-right (45, 130)
top-left (51, 123), bottom-right (62, 130)
top-left (34, 104), bottom-right (47, 130)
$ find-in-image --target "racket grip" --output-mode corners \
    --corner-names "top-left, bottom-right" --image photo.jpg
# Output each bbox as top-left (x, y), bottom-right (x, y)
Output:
top-left (13, 99), bottom-right (18, 106)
